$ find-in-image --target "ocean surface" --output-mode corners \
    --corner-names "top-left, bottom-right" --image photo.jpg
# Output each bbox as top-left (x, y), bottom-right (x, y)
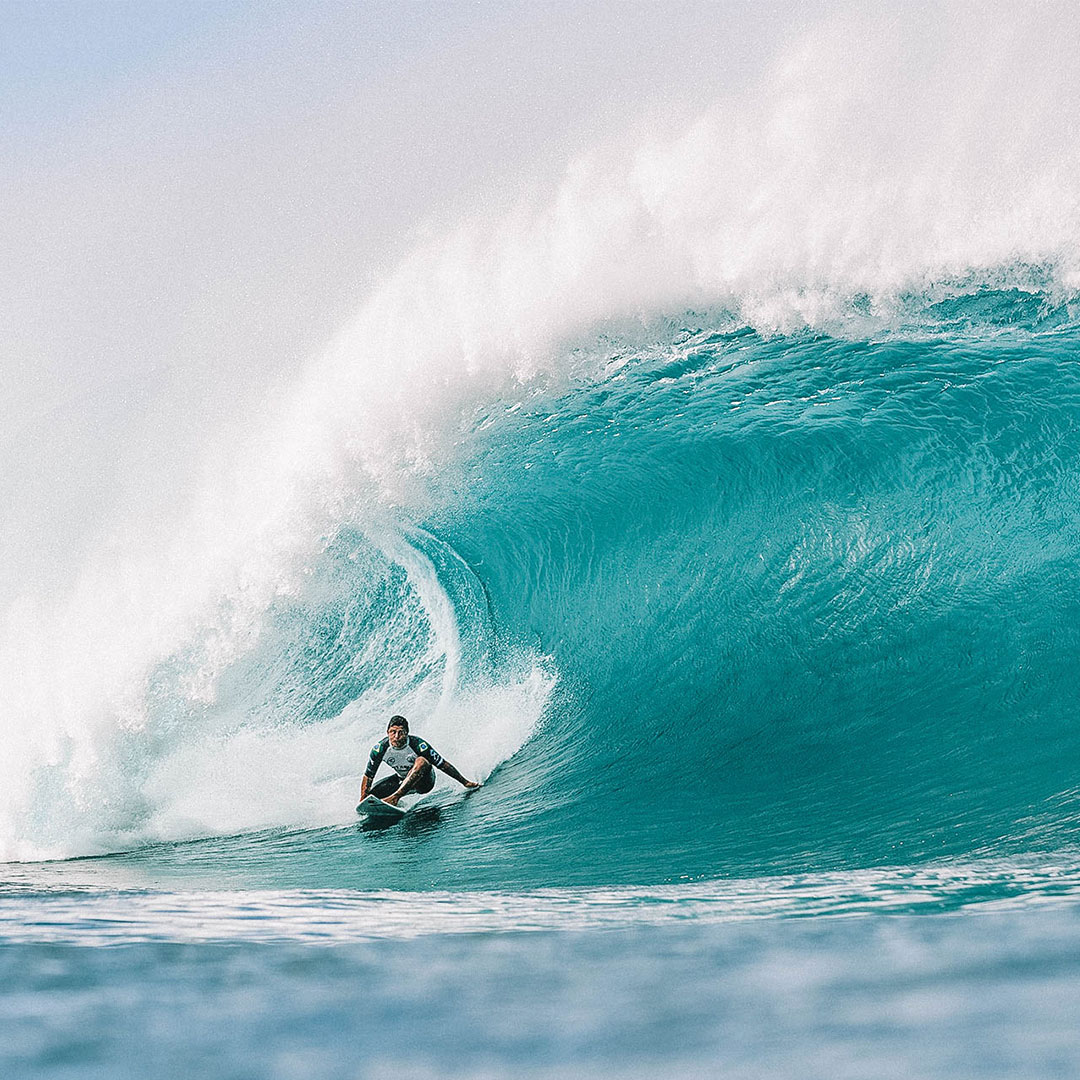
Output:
top-left (6, 3), bottom-right (1080, 1076)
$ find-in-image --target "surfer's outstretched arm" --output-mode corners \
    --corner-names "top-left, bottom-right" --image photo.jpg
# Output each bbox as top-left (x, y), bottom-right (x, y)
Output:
top-left (436, 758), bottom-right (480, 789)
top-left (359, 775), bottom-right (371, 802)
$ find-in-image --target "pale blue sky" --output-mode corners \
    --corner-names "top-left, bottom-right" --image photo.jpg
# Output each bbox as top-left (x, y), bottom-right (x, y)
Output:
top-left (0, 0), bottom-right (813, 587)
top-left (2, 2), bottom-right (233, 131)
top-left (0, 1), bottom-right (490, 141)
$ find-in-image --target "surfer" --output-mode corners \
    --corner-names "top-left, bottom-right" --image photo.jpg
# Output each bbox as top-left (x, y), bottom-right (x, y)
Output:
top-left (360, 715), bottom-right (480, 807)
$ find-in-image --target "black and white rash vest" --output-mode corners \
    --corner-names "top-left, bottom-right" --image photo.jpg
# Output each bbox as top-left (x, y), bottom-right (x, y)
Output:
top-left (364, 735), bottom-right (444, 780)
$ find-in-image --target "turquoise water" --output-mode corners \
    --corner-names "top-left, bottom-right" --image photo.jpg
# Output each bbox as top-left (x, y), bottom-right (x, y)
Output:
top-left (2, 907), bottom-right (1080, 1079)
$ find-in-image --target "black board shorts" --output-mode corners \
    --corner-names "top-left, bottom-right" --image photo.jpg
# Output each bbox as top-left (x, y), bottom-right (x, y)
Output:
top-left (370, 764), bottom-right (436, 800)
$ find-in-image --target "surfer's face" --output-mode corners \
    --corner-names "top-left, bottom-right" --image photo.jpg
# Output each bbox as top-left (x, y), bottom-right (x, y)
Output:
top-left (387, 725), bottom-right (408, 748)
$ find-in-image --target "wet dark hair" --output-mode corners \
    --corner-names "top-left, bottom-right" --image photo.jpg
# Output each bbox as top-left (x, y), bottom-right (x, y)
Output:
top-left (387, 715), bottom-right (409, 733)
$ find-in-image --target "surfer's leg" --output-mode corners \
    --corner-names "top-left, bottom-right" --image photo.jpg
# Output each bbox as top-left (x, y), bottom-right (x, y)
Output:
top-left (395, 761), bottom-right (435, 798)
top-left (369, 776), bottom-right (400, 800)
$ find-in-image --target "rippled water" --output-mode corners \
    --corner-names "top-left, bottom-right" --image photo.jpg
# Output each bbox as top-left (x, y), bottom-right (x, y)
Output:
top-left (6, 901), bottom-right (1080, 1079)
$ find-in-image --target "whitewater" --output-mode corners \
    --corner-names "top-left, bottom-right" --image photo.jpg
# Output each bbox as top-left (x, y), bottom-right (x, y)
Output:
top-left (4, 2), bottom-right (1080, 1076)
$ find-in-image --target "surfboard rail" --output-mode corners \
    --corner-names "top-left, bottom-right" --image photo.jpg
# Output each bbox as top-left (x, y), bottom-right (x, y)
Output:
top-left (356, 795), bottom-right (406, 821)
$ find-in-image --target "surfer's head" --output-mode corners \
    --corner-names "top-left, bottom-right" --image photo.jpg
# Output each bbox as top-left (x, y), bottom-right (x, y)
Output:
top-left (387, 715), bottom-right (409, 747)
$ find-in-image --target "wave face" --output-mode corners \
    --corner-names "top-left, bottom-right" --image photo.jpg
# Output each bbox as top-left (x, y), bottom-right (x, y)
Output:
top-left (5, 3), bottom-right (1080, 890)
top-left (10, 295), bottom-right (1080, 890)
top-left (429, 301), bottom-right (1080, 885)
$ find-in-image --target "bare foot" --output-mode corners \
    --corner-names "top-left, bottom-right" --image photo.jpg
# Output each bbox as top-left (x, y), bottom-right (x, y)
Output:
top-left (382, 795), bottom-right (400, 807)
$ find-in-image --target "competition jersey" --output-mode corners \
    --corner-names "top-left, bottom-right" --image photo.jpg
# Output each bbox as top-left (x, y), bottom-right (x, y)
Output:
top-left (364, 734), bottom-right (444, 780)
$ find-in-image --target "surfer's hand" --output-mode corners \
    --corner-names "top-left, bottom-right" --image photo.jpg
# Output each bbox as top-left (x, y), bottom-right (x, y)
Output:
top-left (463, 780), bottom-right (481, 789)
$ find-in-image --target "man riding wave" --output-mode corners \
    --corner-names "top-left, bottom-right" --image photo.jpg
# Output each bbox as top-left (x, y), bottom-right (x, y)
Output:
top-left (360, 715), bottom-right (480, 807)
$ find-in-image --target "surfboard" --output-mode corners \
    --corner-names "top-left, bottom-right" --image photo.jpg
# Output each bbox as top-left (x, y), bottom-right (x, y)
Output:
top-left (355, 795), bottom-right (407, 821)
